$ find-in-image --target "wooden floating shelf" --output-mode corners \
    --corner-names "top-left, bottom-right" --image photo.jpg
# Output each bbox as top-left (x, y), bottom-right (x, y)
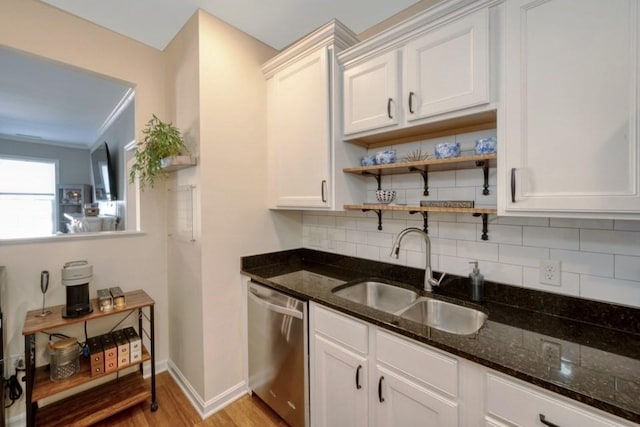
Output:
top-left (344, 153), bottom-right (496, 176)
top-left (160, 155), bottom-right (197, 172)
top-left (344, 110), bottom-right (497, 148)
top-left (345, 204), bottom-right (496, 215)
top-left (32, 347), bottom-right (151, 402)
top-left (35, 372), bottom-right (150, 427)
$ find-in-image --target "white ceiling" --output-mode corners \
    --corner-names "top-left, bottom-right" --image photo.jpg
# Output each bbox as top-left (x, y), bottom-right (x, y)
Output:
top-left (0, 46), bottom-right (133, 148)
top-left (1, 0), bottom-right (419, 148)
top-left (40, 0), bottom-right (419, 50)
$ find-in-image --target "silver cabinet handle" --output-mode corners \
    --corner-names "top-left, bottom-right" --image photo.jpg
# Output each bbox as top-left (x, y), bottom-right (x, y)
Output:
top-left (321, 180), bottom-right (327, 203)
top-left (408, 92), bottom-right (415, 114)
top-left (539, 414), bottom-right (560, 427)
top-left (511, 168), bottom-right (516, 203)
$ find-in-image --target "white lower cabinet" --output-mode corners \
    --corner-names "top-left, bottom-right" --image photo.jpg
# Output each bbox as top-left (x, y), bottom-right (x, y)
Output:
top-left (310, 303), bottom-right (459, 427)
top-left (485, 374), bottom-right (634, 427)
top-left (309, 302), bottom-right (636, 427)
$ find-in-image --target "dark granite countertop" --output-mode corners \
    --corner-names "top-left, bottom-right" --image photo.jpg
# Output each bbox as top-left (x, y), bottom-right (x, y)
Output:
top-left (241, 249), bottom-right (640, 424)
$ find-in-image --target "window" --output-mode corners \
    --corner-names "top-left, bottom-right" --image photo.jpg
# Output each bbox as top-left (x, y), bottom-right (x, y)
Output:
top-left (0, 157), bottom-right (57, 238)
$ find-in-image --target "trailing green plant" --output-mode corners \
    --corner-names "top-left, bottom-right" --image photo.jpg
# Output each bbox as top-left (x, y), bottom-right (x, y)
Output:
top-left (129, 114), bottom-right (190, 190)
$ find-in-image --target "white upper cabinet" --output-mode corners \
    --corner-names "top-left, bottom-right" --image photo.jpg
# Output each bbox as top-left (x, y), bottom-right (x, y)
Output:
top-left (499, 0), bottom-right (640, 218)
top-left (263, 20), bottom-right (362, 210)
top-left (343, 50), bottom-right (400, 135)
top-left (268, 48), bottom-right (331, 208)
top-left (340, 2), bottom-right (494, 141)
top-left (405, 8), bottom-right (489, 121)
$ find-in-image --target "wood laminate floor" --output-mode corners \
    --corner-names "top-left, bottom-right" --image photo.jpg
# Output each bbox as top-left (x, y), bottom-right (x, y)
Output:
top-left (92, 372), bottom-right (288, 427)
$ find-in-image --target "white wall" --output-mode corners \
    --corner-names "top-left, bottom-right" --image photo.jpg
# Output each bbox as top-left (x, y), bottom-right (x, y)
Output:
top-left (303, 129), bottom-right (640, 309)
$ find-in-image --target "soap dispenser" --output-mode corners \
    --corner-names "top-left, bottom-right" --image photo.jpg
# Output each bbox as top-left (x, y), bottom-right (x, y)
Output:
top-left (469, 261), bottom-right (484, 302)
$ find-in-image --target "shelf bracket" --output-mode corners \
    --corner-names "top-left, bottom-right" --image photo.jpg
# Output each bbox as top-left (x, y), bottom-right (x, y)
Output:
top-left (473, 213), bottom-right (489, 240)
top-left (409, 211), bottom-right (429, 234)
top-left (362, 209), bottom-right (383, 230)
top-left (476, 160), bottom-right (490, 196)
top-left (362, 172), bottom-right (382, 191)
top-left (409, 167), bottom-right (429, 196)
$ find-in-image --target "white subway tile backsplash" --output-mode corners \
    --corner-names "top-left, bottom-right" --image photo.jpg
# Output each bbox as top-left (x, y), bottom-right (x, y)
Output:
top-left (390, 174), bottom-right (422, 189)
top-left (335, 241), bottom-right (356, 257)
top-left (431, 237), bottom-right (457, 256)
top-left (317, 215), bottom-right (336, 227)
top-left (327, 228), bottom-right (346, 242)
top-left (499, 245), bottom-right (549, 267)
top-left (580, 275), bottom-right (640, 307)
top-left (439, 222), bottom-right (477, 241)
top-left (497, 216), bottom-right (550, 227)
top-left (614, 255), bottom-right (640, 281)
top-left (523, 226), bottom-right (579, 250)
top-left (475, 187), bottom-right (497, 206)
top-left (478, 224), bottom-right (522, 245)
top-left (471, 259), bottom-right (523, 286)
top-left (428, 170), bottom-right (456, 188)
top-left (346, 230), bottom-right (367, 244)
top-left (357, 218), bottom-right (382, 232)
top-left (550, 218), bottom-right (613, 230)
top-left (335, 216), bottom-right (357, 229)
top-left (356, 244), bottom-right (380, 261)
top-left (457, 240), bottom-right (499, 262)
top-left (549, 249), bottom-right (614, 277)
top-left (614, 220), bottom-right (640, 231)
top-left (366, 231), bottom-right (393, 248)
top-left (580, 229), bottom-right (640, 256)
top-left (438, 186), bottom-right (476, 201)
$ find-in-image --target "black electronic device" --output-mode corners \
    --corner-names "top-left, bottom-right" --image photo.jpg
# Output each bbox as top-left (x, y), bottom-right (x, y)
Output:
top-left (61, 261), bottom-right (93, 318)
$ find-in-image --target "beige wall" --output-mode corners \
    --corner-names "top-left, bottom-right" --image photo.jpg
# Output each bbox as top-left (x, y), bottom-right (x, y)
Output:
top-left (0, 0), bottom-right (169, 421)
top-left (196, 10), bottom-right (301, 404)
top-left (164, 12), bottom-right (206, 398)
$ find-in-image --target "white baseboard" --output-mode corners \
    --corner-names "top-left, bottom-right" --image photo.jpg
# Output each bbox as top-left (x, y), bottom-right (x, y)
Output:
top-left (167, 360), bottom-right (250, 420)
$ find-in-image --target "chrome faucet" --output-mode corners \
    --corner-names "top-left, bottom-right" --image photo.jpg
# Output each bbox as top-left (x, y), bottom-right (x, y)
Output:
top-left (390, 227), bottom-right (446, 292)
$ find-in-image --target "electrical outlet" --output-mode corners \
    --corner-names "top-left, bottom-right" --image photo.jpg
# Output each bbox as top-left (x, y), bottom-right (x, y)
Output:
top-left (539, 259), bottom-right (561, 286)
top-left (9, 354), bottom-right (24, 373)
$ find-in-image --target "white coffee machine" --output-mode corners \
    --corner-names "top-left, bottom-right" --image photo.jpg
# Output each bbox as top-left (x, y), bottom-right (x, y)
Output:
top-left (61, 261), bottom-right (93, 318)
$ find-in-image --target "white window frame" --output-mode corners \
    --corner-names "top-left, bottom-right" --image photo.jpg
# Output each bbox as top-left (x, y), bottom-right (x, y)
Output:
top-left (0, 154), bottom-right (59, 238)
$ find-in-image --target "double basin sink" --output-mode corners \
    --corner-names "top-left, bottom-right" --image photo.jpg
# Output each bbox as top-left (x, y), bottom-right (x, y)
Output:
top-left (332, 280), bottom-right (487, 335)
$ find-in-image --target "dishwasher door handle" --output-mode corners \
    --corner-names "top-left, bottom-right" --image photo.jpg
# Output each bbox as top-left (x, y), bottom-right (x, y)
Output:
top-left (248, 288), bottom-right (303, 319)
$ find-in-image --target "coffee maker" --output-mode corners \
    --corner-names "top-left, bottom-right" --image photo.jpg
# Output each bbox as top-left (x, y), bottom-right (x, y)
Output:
top-left (61, 261), bottom-right (93, 318)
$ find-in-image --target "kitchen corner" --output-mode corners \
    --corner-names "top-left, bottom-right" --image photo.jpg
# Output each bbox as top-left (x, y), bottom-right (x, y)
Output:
top-left (242, 248), bottom-right (640, 424)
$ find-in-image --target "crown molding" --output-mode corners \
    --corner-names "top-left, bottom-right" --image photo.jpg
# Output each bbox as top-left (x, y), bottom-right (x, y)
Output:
top-left (262, 19), bottom-right (359, 78)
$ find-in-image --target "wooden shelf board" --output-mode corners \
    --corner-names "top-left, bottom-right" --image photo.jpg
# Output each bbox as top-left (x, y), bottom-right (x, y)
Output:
top-left (23, 290), bottom-right (154, 336)
top-left (344, 153), bottom-right (496, 176)
top-left (345, 110), bottom-right (497, 148)
top-left (32, 347), bottom-right (151, 402)
top-left (345, 204), bottom-right (497, 214)
top-left (160, 155), bottom-right (197, 172)
top-left (35, 372), bottom-right (150, 427)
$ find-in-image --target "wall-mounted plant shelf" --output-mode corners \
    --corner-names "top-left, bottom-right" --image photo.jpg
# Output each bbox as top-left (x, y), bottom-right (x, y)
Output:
top-left (160, 156), bottom-right (197, 172)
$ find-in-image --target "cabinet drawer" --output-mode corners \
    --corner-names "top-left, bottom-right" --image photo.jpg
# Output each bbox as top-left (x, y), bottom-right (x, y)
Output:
top-left (312, 304), bottom-right (368, 355)
top-left (486, 374), bottom-right (628, 427)
top-left (376, 330), bottom-right (457, 399)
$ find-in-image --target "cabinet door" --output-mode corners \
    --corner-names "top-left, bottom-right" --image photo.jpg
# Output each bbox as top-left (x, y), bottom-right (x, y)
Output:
top-left (269, 48), bottom-right (330, 208)
top-left (312, 335), bottom-right (368, 427)
top-left (343, 50), bottom-right (400, 135)
top-left (405, 8), bottom-right (489, 121)
top-left (375, 365), bottom-right (458, 427)
top-left (502, 0), bottom-right (640, 215)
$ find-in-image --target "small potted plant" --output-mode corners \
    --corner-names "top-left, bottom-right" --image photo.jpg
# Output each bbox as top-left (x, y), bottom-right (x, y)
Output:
top-left (129, 114), bottom-right (192, 190)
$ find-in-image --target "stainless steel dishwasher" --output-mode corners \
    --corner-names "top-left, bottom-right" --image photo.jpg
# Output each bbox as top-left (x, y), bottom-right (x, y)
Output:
top-left (248, 281), bottom-right (308, 427)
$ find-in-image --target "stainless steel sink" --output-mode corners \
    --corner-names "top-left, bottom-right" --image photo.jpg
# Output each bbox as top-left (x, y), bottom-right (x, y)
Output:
top-left (332, 281), bottom-right (418, 314)
top-left (398, 297), bottom-right (487, 335)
